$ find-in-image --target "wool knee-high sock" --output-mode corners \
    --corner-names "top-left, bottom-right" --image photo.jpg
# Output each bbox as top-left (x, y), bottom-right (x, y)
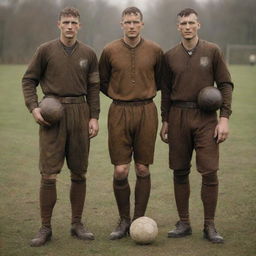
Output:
top-left (40, 178), bottom-right (57, 228)
top-left (173, 174), bottom-right (190, 222)
top-left (70, 178), bottom-right (86, 224)
top-left (201, 173), bottom-right (219, 226)
top-left (113, 177), bottom-right (130, 220)
top-left (133, 174), bottom-right (151, 220)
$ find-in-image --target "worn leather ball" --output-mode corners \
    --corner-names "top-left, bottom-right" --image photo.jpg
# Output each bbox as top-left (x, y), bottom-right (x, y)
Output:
top-left (39, 97), bottom-right (64, 124)
top-left (197, 86), bottom-right (223, 112)
top-left (130, 217), bottom-right (158, 245)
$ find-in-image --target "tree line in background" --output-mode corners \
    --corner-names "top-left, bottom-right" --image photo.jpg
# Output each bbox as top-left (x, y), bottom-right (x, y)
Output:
top-left (0, 0), bottom-right (255, 63)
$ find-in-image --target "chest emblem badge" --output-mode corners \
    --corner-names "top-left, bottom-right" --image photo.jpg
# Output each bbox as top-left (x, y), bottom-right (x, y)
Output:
top-left (200, 57), bottom-right (209, 67)
top-left (79, 59), bottom-right (88, 69)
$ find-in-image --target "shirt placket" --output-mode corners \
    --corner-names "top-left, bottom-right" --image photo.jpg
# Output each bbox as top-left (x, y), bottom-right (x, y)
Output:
top-left (130, 48), bottom-right (136, 86)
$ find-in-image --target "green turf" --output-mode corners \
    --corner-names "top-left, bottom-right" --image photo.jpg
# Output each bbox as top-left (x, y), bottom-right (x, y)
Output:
top-left (0, 65), bottom-right (255, 256)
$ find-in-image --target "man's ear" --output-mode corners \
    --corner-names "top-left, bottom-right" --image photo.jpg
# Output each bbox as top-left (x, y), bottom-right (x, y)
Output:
top-left (177, 23), bottom-right (180, 32)
top-left (120, 21), bottom-right (124, 30)
top-left (198, 22), bottom-right (201, 30)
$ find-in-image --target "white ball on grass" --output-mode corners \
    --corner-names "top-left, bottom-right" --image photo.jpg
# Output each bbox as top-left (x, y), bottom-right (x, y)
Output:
top-left (130, 216), bottom-right (158, 245)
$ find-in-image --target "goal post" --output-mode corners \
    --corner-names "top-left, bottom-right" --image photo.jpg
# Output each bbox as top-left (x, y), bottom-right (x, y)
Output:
top-left (226, 44), bottom-right (256, 65)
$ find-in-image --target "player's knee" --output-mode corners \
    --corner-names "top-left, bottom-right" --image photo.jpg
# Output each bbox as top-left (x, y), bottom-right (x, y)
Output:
top-left (135, 163), bottom-right (149, 177)
top-left (41, 174), bottom-right (57, 180)
top-left (70, 172), bottom-right (86, 183)
top-left (202, 172), bottom-right (218, 186)
top-left (173, 169), bottom-right (190, 184)
top-left (114, 165), bottom-right (129, 179)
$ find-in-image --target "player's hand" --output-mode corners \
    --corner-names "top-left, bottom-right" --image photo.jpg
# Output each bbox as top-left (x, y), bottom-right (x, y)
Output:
top-left (32, 107), bottom-right (51, 126)
top-left (214, 117), bottom-right (229, 144)
top-left (89, 118), bottom-right (99, 138)
top-left (160, 121), bottom-right (169, 144)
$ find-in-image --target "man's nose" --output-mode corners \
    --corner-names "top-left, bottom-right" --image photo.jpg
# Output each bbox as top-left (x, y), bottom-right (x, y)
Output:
top-left (130, 22), bottom-right (135, 28)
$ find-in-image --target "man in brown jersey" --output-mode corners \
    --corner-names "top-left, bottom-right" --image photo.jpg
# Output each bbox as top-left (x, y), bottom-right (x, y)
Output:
top-left (160, 8), bottom-right (233, 243)
top-left (99, 6), bottom-right (163, 240)
top-left (22, 7), bottom-right (100, 246)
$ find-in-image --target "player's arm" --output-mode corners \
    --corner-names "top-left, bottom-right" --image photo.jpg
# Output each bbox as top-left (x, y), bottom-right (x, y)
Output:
top-left (99, 49), bottom-right (112, 97)
top-left (87, 51), bottom-right (100, 138)
top-left (213, 46), bottom-right (234, 143)
top-left (154, 49), bottom-right (165, 91)
top-left (214, 83), bottom-right (232, 144)
top-left (22, 47), bottom-right (42, 112)
top-left (22, 46), bottom-right (49, 126)
top-left (160, 55), bottom-right (172, 143)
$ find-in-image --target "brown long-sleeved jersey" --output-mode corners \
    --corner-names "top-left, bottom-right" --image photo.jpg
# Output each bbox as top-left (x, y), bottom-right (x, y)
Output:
top-left (99, 38), bottom-right (164, 101)
top-left (22, 39), bottom-right (100, 119)
top-left (161, 39), bottom-right (233, 121)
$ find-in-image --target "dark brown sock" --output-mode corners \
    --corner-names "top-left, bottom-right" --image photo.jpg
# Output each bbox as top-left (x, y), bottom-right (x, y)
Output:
top-left (201, 173), bottom-right (218, 226)
top-left (173, 173), bottom-right (190, 222)
top-left (70, 178), bottom-right (86, 224)
top-left (113, 177), bottom-right (130, 220)
top-left (40, 178), bottom-right (57, 228)
top-left (133, 174), bottom-right (151, 220)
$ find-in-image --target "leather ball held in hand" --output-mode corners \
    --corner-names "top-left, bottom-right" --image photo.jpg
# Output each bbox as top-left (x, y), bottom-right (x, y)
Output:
top-left (39, 97), bottom-right (64, 124)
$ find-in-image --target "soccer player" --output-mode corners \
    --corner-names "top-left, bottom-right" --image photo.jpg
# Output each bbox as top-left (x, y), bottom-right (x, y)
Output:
top-left (22, 7), bottom-right (100, 246)
top-left (99, 6), bottom-right (164, 240)
top-left (160, 8), bottom-right (233, 243)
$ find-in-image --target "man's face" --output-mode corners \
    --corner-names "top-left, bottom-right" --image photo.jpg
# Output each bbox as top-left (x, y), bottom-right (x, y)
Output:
top-left (177, 13), bottom-right (200, 40)
top-left (121, 13), bottom-right (144, 40)
top-left (58, 15), bottom-right (80, 40)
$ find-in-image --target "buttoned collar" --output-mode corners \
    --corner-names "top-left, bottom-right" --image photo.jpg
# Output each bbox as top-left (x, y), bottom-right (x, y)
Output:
top-left (121, 38), bottom-right (144, 49)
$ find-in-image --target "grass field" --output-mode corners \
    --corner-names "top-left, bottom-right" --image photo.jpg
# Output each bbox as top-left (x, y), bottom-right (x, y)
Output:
top-left (0, 65), bottom-right (256, 256)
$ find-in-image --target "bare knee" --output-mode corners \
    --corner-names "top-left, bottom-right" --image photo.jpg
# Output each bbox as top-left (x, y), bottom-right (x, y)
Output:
top-left (135, 163), bottom-right (149, 177)
top-left (114, 164), bottom-right (129, 179)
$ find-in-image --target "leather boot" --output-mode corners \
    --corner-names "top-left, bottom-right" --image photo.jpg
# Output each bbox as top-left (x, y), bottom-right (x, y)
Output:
top-left (168, 221), bottom-right (192, 238)
top-left (30, 226), bottom-right (52, 247)
top-left (203, 222), bottom-right (224, 243)
top-left (109, 218), bottom-right (131, 240)
top-left (71, 222), bottom-right (95, 240)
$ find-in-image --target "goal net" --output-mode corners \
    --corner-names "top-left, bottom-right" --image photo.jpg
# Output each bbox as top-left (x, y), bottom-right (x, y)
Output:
top-left (226, 44), bottom-right (256, 65)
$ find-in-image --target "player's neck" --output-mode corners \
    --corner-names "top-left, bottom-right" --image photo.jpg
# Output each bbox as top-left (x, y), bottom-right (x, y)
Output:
top-left (182, 36), bottom-right (199, 51)
top-left (60, 36), bottom-right (77, 47)
top-left (123, 36), bottom-right (141, 48)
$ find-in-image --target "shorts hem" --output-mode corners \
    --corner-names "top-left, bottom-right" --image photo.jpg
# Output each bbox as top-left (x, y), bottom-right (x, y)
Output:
top-left (134, 160), bottom-right (153, 166)
top-left (169, 164), bottom-right (191, 171)
top-left (197, 168), bottom-right (219, 175)
top-left (70, 169), bottom-right (87, 174)
top-left (40, 170), bottom-right (61, 175)
top-left (111, 160), bottom-right (131, 166)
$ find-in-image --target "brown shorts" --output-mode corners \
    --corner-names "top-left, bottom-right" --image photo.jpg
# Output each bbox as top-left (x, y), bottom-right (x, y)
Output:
top-left (168, 107), bottom-right (219, 174)
top-left (108, 100), bottom-right (158, 165)
top-left (39, 100), bottom-right (90, 175)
